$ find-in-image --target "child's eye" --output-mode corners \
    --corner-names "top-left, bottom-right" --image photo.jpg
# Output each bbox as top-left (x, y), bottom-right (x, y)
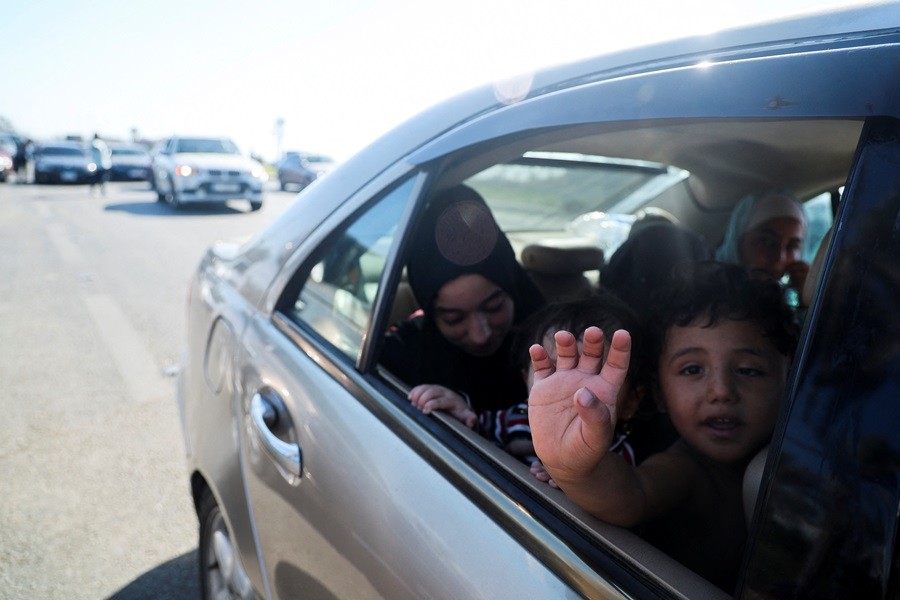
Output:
top-left (736, 366), bottom-right (766, 377)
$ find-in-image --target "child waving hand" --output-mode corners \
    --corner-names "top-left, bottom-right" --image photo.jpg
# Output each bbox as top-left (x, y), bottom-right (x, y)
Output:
top-left (528, 262), bottom-right (798, 592)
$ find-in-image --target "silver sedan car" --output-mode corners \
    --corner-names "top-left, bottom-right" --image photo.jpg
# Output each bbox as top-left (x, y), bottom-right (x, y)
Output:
top-left (178, 3), bottom-right (900, 598)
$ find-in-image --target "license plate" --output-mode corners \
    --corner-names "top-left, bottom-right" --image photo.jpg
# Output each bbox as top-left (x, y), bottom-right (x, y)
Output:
top-left (61, 171), bottom-right (77, 182)
top-left (211, 183), bottom-right (240, 193)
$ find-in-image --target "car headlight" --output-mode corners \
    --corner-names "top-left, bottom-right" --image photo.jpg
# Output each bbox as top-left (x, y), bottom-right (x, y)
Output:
top-left (251, 164), bottom-right (267, 180)
top-left (88, 163), bottom-right (98, 173)
top-left (175, 164), bottom-right (198, 177)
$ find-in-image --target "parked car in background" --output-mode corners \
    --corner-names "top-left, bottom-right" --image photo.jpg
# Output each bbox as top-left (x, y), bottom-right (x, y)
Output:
top-left (0, 148), bottom-right (13, 182)
top-left (177, 3), bottom-right (900, 599)
top-left (0, 133), bottom-right (19, 164)
top-left (276, 151), bottom-right (335, 191)
top-left (33, 141), bottom-right (97, 184)
top-left (108, 142), bottom-right (152, 182)
top-left (151, 136), bottom-right (267, 210)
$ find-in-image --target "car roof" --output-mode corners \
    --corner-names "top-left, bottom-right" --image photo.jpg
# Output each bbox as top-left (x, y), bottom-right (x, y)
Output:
top-left (172, 135), bottom-right (233, 142)
top-left (290, 2), bottom-right (899, 218)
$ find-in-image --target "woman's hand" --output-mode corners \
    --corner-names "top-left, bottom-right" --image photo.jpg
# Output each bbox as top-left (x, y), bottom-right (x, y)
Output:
top-left (785, 260), bottom-right (810, 297)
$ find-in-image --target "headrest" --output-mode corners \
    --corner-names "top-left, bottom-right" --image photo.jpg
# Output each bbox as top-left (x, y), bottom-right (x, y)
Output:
top-left (521, 244), bottom-right (604, 275)
top-left (801, 225), bottom-right (833, 308)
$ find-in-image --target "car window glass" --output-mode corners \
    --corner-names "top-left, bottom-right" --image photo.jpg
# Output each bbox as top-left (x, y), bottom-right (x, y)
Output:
top-left (286, 178), bottom-right (414, 358)
top-left (470, 153), bottom-right (682, 230)
top-left (466, 152), bottom-right (693, 259)
top-left (802, 191), bottom-right (836, 263)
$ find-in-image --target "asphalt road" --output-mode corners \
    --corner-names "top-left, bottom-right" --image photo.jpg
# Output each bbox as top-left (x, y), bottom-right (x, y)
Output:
top-left (0, 178), bottom-right (301, 599)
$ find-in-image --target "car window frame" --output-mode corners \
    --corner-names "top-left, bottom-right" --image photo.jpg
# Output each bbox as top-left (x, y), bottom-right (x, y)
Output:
top-left (275, 176), bottom-right (422, 362)
top-left (409, 34), bottom-right (900, 172)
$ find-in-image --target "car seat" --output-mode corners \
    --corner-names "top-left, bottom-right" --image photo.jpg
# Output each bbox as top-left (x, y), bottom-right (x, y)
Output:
top-left (520, 243), bottom-right (604, 302)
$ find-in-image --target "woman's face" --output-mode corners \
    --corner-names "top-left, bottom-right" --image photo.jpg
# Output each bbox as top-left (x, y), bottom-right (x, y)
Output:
top-left (432, 273), bottom-right (515, 357)
top-left (738, 216), bottom-right (805, 280)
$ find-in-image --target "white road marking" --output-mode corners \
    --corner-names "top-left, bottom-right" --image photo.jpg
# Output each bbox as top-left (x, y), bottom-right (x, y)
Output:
top-left (39, 199), bottom-right (167, 404)
top-left (81, 293), bottom-right (167, 404)
top-left (45, 221), bottom-right (87, 265)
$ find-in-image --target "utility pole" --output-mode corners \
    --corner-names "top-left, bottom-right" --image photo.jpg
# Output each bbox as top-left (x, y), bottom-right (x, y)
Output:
top-left (274, 117), bottom-right (284, 161)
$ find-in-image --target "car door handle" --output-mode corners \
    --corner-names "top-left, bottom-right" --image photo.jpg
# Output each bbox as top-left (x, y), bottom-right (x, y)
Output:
top-left (249, 393), bottom-right (302, 486)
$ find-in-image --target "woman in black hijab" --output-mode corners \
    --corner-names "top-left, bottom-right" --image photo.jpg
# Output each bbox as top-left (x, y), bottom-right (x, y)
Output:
top-left (381, 184), bottom-right (544, 431)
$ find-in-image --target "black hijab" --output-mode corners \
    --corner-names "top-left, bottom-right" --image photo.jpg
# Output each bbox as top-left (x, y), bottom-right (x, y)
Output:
top-left (407, 184), bottom-right (544, 322)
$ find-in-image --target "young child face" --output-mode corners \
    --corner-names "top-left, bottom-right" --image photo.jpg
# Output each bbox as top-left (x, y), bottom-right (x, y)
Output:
top-left (657, 318), bottom-right (788, 465)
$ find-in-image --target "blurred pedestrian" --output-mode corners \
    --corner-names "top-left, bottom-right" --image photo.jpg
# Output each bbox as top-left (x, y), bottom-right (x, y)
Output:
top-left (89, 134), bottom-right (112, 195)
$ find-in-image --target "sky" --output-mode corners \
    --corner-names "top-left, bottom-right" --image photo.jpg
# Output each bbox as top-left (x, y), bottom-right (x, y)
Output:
top-left (3, 0), bottom-right (873, 163)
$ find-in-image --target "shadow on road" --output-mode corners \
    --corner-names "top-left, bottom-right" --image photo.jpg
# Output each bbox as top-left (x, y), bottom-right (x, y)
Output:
top-left (104, 201), bottom-right (248, 216)
top-left (106, 550), bottom-right (200, 599)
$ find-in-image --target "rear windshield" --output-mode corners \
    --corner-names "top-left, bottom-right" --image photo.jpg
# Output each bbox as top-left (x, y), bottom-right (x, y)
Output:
top-left (468, 152), bottom-right (687, 232)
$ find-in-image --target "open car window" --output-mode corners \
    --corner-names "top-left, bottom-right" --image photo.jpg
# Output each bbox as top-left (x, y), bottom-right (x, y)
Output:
top-left (371, 115), bottom-right (862, 596)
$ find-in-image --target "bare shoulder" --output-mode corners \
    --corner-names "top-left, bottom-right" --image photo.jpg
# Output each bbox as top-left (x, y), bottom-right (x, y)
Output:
top-left (633, 444), bottom-right (708, 521)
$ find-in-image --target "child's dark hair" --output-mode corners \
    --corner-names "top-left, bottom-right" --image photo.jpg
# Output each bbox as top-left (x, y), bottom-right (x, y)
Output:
top-left (644, 261), bottom-right (800, 377)
top-left (514, 289), bottom-right (645, 385)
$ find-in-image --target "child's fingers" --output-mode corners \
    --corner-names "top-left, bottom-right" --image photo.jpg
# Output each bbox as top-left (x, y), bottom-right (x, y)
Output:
top-left (530, 460), bottom-right (554, 484)
top-left (409, 385), bottom-right (454, 413)
top-left (407, 385), bottom-right (428, 408)
top-left (573, 387), bottom-right (616, 449)
top-left (600, 330), bottom-right (632, 390)
top-left (554, 330), bottom-right (578, 370)
top-left (577, 326), bottom-right (606, 373)
top-left (529, 343), bottom-right (555, 382)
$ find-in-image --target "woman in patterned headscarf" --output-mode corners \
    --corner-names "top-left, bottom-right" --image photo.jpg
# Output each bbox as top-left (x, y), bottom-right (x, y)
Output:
top-left (716, 190), bottom-right (809, 302)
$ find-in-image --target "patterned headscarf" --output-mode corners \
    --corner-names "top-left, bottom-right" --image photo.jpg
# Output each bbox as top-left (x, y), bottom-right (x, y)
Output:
top-left (716, 190), bottom-right (807, 265)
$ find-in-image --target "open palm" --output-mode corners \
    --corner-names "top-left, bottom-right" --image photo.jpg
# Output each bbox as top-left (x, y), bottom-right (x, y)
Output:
top-left (527, 327), bottom-right (632, 482)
